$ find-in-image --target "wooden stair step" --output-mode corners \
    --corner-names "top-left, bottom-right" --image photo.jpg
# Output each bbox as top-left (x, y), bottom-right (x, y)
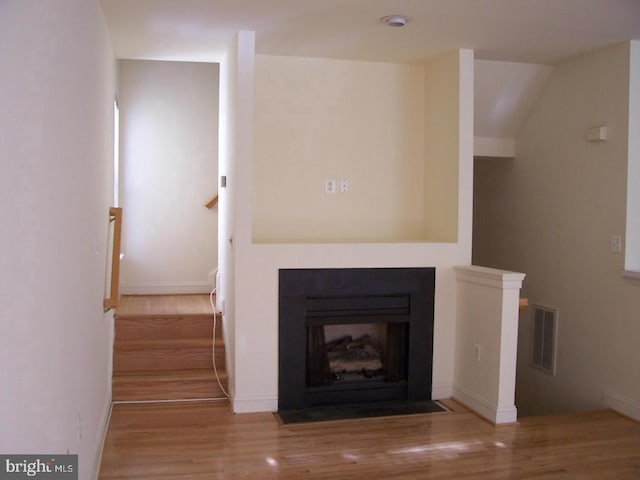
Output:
top-left (113, 341), bottom-right (217, 372)
top-left (114, 315), bottom-right (218, 341)
top-left (116, 294), bottom-right (215, 317)
top-left (112, 369), bottom-right (228, 402)
top-left (115, 337), bottom-right (225, 353)
top-left (113, 338), bottom-right (226, 372)
top-left (114, 337), bottom-right (215, 350)
top-left (112, 295), bottom-right (227, 402)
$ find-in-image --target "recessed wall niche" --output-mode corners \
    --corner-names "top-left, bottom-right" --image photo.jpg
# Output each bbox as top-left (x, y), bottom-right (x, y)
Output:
top-left (252, 54), bottom-right (459, 244)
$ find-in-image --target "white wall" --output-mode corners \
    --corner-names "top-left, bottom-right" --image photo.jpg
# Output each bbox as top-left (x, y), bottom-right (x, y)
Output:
top-left (227, 48), bottom-right (474, 413)
top-left (119, 60), bottom-right (219, 294)
top-left (474, 60), bottom-right (553, 157)
top-left (218, 31), bottom-right (257, 399)
top-left (625, 42), bottom-right (640, 273)
top-left (474, 42), bottom-right (640, 419)
top-left (0, 1), bottom-right (115, 478)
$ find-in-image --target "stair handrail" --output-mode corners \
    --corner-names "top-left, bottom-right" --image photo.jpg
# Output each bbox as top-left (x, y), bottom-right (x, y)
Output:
top-left (104, 207), bottom-right (123, 311)
top-left (204, 194), bottom-right (218, 209)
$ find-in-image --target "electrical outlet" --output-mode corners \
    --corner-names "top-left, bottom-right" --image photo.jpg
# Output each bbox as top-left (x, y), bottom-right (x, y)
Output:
top-left (325, 179), bottom-right (336, 194)
top-left (474, 344), bottom-right (481, 363)
top-left (610, 235), bottom-right (622, 253)
top-left (218, 296), bottom-right (225, 315)
top-left (340, 179), bottom-right (349, 193)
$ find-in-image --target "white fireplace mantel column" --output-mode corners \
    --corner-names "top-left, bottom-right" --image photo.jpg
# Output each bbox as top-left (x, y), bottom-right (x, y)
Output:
top-left (453, 265), bottom-right (526, 424)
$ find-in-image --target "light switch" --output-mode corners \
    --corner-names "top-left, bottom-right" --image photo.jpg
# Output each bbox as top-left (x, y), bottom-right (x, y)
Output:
top-left (610, 235), bottom-right (622, 253)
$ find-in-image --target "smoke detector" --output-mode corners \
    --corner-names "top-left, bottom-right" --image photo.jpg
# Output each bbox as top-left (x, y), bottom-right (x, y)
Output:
top-left (381, 15), bottom-right (409, 27)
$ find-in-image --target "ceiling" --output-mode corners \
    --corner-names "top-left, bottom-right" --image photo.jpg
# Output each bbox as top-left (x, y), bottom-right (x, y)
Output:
top-left (100, 0), bottom-right (640, 65)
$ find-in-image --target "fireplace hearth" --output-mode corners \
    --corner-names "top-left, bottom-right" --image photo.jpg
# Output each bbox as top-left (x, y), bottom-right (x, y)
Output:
top-left (278, 268), bottom-right (435, 412)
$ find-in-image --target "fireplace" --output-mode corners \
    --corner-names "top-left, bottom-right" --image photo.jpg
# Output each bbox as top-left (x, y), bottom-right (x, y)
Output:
top-left (278, 268), bottom-right (435, 411)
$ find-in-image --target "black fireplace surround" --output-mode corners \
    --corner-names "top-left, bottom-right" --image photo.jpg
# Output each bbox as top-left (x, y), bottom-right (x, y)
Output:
top-left (278, 268), bottom-right (435, 412)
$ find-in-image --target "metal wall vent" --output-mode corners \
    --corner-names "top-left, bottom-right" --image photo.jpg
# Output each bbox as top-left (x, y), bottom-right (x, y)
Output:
top-left (531, 305), bottom-right (558, 375)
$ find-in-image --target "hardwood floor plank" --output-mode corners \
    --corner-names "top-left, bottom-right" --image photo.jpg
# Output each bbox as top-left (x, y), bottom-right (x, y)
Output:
top-left (99, 401), bottom-right (640, 479)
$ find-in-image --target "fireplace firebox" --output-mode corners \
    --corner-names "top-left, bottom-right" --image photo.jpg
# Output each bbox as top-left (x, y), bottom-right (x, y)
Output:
top-left (278, 268), bottom-right (435, 411)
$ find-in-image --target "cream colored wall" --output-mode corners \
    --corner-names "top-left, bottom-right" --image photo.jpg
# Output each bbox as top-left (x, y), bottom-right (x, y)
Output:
top-left (253, 56), bottom-right (426, 243)
top-left (424, 52), bottom-right (463, 241)
top-left (229, 48), bottom-right (474, 413)
top-left (119, 60), bottom-right (219, 294)
top-left (474, 42), bottom-right (640, 420)
top-left (0, 1), bottom-right (115, 478)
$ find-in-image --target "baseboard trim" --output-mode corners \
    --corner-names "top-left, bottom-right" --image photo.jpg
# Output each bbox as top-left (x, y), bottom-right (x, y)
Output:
top-left (232, 395), bottom-right (278, 413)
top-left (93, 399), bottom-right (113, 480)
top-left (453, 384), bottom-right (517, 424)
top-left (603, 390), bottom-right (640, 422)
top-left (432, 382), bottom-right (453, 400)
top-left (121, 282), bottom-right (212, 295)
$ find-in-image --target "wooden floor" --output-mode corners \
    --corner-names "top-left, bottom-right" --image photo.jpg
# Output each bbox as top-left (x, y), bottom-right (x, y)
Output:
top-left (98, 399), bottom-right (640, 479)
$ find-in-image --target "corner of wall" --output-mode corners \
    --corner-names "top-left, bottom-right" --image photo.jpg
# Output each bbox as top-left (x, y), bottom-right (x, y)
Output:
top-left (603, 389), bottom-right (640, 422)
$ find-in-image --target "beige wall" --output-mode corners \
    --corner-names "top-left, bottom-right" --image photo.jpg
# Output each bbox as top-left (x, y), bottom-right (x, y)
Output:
top-left (0, 1), bottom-right (116, 477)
top-left (474, 42), bottom-right (640, 419)
top-left (472, 157), bottom-right (516, 267)
top-left (119, 60), bottom-right (219, 294)
top-left (424, 51), bottom-right (463, 241)
top-left (253, 55), bottom-right (427, 243)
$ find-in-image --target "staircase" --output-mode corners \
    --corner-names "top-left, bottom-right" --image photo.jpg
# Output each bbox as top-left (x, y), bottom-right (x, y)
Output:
top-left (112, 294), bottom-right (227, 402)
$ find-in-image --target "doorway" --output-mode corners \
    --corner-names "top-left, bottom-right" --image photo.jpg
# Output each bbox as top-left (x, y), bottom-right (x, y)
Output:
top-left (116, 60), bottom-right (220, 294)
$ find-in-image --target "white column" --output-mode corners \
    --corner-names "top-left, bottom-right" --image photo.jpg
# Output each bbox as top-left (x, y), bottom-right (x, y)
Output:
top-left (453, 265), bottom-right (525, 424)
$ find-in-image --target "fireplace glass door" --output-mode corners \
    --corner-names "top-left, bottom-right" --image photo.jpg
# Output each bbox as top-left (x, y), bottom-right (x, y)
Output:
top-left (307, 322), bottom-right (408, 387)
